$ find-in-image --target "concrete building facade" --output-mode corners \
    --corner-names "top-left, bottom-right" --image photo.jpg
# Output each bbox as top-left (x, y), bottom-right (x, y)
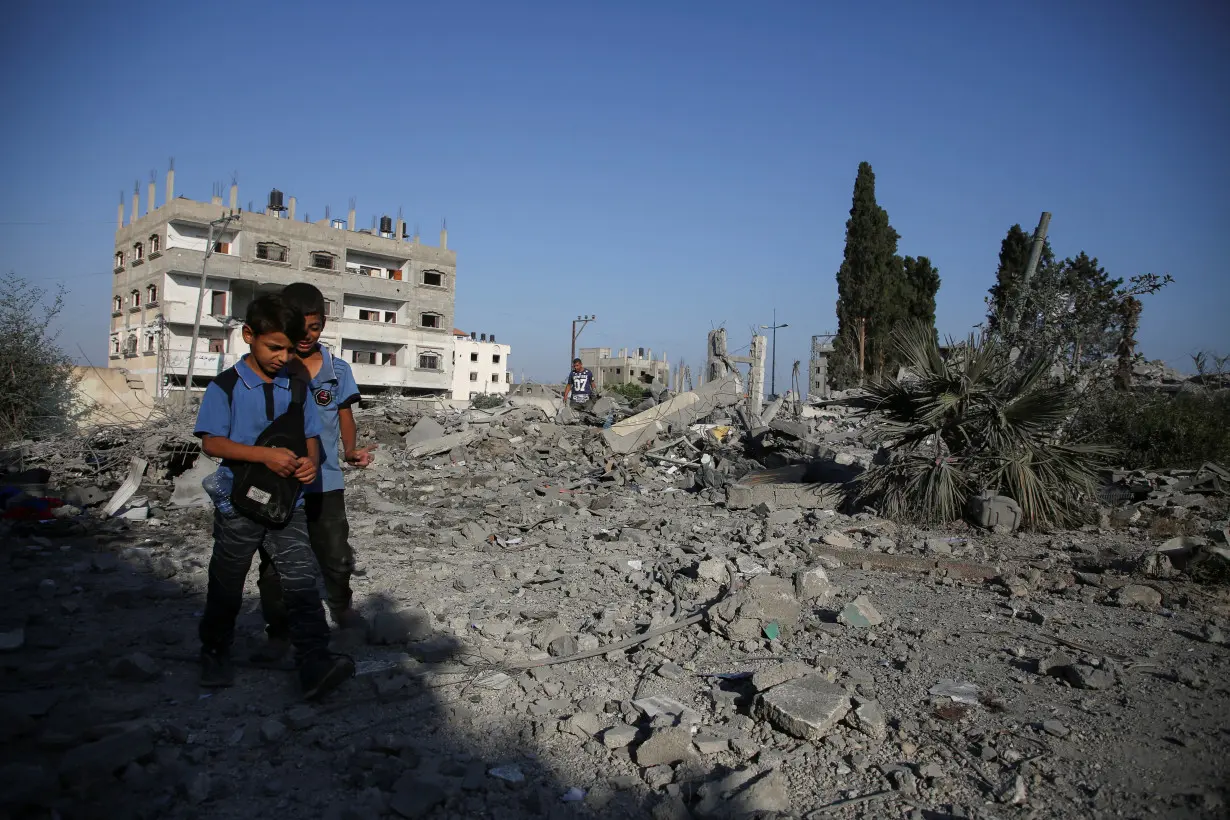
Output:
top-left (109, 169), bottom-right (456, 396)
top-left (451, 329), bottom-right (511, 400)
top-left (579, 346), bottom-right (671, 390)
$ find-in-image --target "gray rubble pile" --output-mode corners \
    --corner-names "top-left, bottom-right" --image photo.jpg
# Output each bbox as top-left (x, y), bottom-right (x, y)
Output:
top-left (0, 393), bottom-right (1227, 819)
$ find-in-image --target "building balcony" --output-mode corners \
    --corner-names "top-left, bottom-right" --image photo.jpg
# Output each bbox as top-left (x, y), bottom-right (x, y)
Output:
top-left (160, 301), bottom-right (230, 328)
top-left (157, 246), bottom-right (241, 278)
top-left (337, 318), bottom-right (407, 345)
top-left (128, 305), bottom-right (142, 313)
top-left (349, 362), bottom-right (450, 391)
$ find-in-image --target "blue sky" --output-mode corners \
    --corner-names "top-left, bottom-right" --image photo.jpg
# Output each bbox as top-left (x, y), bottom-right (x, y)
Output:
top-left (2, 0), bottom-right (1226, 386)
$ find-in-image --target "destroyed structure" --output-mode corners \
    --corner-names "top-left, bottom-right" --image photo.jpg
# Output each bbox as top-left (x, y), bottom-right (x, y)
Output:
top-left (579, 346), bottom-right (672, 390)
top-left (109, 165), bottom-right (457, 397)
top-left (4, 314), bottom-right (1228, 818)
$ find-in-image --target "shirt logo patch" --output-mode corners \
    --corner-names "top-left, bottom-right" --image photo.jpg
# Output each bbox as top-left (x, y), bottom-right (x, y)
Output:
top-left (314, 388), bottom-right (333, 407)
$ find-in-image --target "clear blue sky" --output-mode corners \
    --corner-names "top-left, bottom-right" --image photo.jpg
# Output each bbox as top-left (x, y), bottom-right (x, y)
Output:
top-left (2, 0), bottom-right (1226, 386)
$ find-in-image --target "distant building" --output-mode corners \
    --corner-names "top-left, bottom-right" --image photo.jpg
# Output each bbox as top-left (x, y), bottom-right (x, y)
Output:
top-left (451, 329), bottom-right (511, 400)
top-left (579, 346), bottom-right (670, 390)
top-left (110, 166), bottom-right (456, 396)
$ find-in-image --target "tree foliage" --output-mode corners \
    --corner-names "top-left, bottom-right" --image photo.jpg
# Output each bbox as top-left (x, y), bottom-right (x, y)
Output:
top-left (832, 163), bottom-right (940, 387)
top-left (985, 223), bottom-right (1171, 380)
top-left (846, 321), bottom-right (1114, 530)
top-left (0, 272), bottom-right (79, 441)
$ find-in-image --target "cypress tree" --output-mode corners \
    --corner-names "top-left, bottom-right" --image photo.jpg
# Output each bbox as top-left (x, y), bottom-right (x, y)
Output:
top-left (903, 255), bottom-right (940, 331)
top-left (833, 162), bottom-right (901, 386)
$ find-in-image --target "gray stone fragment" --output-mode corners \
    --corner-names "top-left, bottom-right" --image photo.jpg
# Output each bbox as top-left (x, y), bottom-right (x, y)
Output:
top-left (60, 724), bottom-right (156, 783)
top-left (766, 509), bottom-right (801, 527)
top-left (657, 662), bottom-right (686, 681)
top-left (602, 724), bottom-right (638, 749)
top-left (693, 734), bottom-right (729, 755)
top-left (755, 674), bottom-right (851, 741)
top-left (793, 565), bottom-right (836, 603)
top-left (822, 531), bottom-right (855, 549)
top-left (548, 635), bottom-right (578, 657)
top-left (1041, 719), bottom-right (1069, 738)
top-left (260, 718), bottom-right (287, 744)
top-left (849, 698), bottom-right (887, 740)
top-left (727, 769), bottom-right (792, 816)
top-left (402, 417), bottom-right (445, 447)
top-left (109, 652), bottom-right (161, 682)
top-left (390, 773), bottom-right (447, 817)
top-left (837, 595), bottom-right (883, 628)
top-left (1063, 663), bottom-right (1116, 690)
top-left (1114, 584), bottom-right (1162, 610)
top-left (750, 661), bottom-right (810, 692)
top-left (285, 705), bottom-right (317, 730)
top-left (634, 727), bottom-right (693, 767)
top-left (367, 608), bottom-right (432, 645)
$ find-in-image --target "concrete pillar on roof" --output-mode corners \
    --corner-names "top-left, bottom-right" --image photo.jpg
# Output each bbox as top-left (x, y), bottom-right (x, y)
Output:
top-left (117, 196), bottom-right (125, 232)
top-left (147, 177), bottom-right (156, 214)
top-left (165, 165), bottom-right (174, 203)
top-left (440, 221), bottom-right (448, 250)
top-left (131, 183), bottom-right (140, 224)
top-left (347, 206), bottom-right (356, 232)
top-left (288, 196), bottom-right (296, 221)
top-left (229, 182), bottom-right (238, 211)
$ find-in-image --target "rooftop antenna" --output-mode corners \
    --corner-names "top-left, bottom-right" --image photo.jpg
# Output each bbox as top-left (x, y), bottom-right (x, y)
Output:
top-left (169, 156), bottom-right (174, 171)
top-left (231, 171), bottom-right (238, 186)
top-left (348, 196), bottom-right (356, 211)
top-left (325, 205), bottom-right (331, 221)
top-left (149, 169), bottom-right (156, 184)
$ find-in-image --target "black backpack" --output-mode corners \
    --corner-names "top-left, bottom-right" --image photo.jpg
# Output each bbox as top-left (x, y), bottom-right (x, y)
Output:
top-left (214, 368), bottom-right (309, 528)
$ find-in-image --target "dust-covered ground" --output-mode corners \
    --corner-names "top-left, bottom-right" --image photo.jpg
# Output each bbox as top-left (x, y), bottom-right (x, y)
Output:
top-left (2, 398), bottom-right (1227, 820)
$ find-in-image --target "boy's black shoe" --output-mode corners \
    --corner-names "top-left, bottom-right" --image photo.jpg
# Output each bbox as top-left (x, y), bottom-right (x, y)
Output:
top-left (300, 652), bottom-right (355, 701)
top-left (200, 648), bottom-right (235, 688)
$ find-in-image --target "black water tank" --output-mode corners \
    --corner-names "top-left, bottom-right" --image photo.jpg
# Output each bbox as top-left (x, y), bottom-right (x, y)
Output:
top-left (480, 333), bottom-right (487, 342)
top-left (402, 222), bottom-right (410, 237)
top-left (268, 189), bottom-right (285, 211)
top-left (379, 215), bottom-right (393, 234)
top-left (490, 334), bottom-right (496, 343)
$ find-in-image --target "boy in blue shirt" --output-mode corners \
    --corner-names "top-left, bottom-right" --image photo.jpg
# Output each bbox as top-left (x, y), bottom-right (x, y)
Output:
top-left (252, 283), bottom-right (371, 661)
top-left (193, 293), bottom-right (355, 699)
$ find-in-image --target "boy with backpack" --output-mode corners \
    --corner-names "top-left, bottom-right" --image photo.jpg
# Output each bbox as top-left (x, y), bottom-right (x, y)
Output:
top-left (251, 283), bottom-right (371, 662)
top-left (193, 293), bottom-right (354, 699)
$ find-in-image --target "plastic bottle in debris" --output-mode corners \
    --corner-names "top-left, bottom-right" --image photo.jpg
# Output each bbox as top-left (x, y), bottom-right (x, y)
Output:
top-left (202, 468), bottom-right (234, 516)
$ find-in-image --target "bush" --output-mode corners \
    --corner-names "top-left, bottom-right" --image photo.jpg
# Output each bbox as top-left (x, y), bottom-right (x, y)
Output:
top-left (1067, 383), bottom-right (1230, 469)
top-left (847, 321), bottom-right (1113, 530)
top-left (606, 382), bottom-right (650, 403)
top-left (0, 272), bottom-right (78, 441)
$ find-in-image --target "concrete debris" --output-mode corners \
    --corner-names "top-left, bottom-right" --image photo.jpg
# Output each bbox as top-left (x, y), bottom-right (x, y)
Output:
top-left (0, 383), bottom-right (1223, 819)
top-left (755, 674), bottom-right (852, 741)
top-left (837, 595), bottom-right (884, 628)
top-left (967, 492), bottom-right (1022, 533)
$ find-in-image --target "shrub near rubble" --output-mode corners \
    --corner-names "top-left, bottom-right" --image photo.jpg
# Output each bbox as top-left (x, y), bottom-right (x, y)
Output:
top-left (0, 272), bottom-right (79, 442)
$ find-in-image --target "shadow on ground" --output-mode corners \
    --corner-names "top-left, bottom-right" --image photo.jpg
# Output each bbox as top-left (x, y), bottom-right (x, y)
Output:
top-left (0, 511), bottom-right (665, 819)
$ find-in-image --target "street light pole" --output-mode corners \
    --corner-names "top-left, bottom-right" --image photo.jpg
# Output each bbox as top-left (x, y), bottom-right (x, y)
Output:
top-left (183, 209), bottom-right (240, 403)
top-left (570, 314), bottom-right (595, 363)
top-left (760, 309), bottom-right (789, 399)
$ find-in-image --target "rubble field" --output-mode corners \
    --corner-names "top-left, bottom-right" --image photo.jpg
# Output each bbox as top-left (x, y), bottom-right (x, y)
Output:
top-left (1, 391), bottom-right (1228, 820)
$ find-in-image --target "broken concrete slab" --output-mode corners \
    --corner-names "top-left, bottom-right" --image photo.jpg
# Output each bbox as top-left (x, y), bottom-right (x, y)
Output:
top-left (755, 674), bottom-right (851, 741)
top-left (406, 430), bottom-right (478, 458)
top-left (402, 416), bottom-right (445, 447)
top-left (837, 595), bottom-right (884, 628)
top-left (709, 574), bottom-right (801, 642)
top-left (603, 376), bottom-right (742, 454)
top-left (726, 465), bottom-right (844, 511)
top-left (634, 727), bottom-right (693, 767)
top-left (169, 458), bottom-right (214, 508)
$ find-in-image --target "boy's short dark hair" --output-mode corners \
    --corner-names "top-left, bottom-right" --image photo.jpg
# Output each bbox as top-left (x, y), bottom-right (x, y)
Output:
top-left (573, 358), bottom-right (583, 365)
top-left (281, 283), bottom-right (326, 320)
top-left (245, 293), bottom-right (305, 343)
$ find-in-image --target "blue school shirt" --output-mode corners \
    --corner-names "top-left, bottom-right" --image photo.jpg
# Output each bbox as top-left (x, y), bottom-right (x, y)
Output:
top-left (193, 356), bottom-right (323, 506)
top-left (303, 344), bottom-right (361, 494)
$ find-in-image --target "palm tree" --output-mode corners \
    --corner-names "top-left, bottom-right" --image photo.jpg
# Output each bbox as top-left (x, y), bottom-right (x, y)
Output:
top-left (846, 321), bottom-right (1113, 530)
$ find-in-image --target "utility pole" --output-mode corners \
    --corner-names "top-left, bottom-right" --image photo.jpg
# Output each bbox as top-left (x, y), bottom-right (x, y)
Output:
top-left (570, 314), bottom-right (595, 363)
top-left (1007, 211), bottom-right (1052, 337)
top-left (183, 209), bottom-right (240, 402)
top-left (759, 309), bottom-right (788, 399)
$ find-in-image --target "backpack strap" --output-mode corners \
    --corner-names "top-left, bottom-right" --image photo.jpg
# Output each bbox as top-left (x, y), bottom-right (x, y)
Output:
top-left (289, 373), bottom-right (308, 407)
top-left (213, 367), bottom-right (240, 402)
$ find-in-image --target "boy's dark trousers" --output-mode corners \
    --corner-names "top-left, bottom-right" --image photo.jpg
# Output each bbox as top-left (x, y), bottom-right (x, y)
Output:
top-left (199, 507), bottom-right (330, 662)
top-left (257, 490), bottom-right (353, 638)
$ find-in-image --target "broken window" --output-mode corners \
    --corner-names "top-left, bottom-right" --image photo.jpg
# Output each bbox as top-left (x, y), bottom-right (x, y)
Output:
top-left (469, 372), bottom-right (478, 382)
top-left (381, 352), bottom-right (397, 366)
top-left (384, 311), bottom-right (396, 323)
top-left (149, 234), bottom-right (160, 253)
top-left (423, 270), bottom-right (443, 287)
top-left (388, 268), bottom-right (402, 281)
top-left (506, 373), bottom-right (511, 383)
top-left (113, 295), bottom-right (122, 314)
top-left (213, 241), bottom-right (230, 254)
top-left (256, 242), bottom-right (288, 263)
top-left (125, 335), bottom-right (137, 356)
top-left (418, 352), bottom-right (439, 370)
top-left (211, 290), bottom-right (226, 315)
top-left (146, 284), bottom-right (158, 304)
top-left (492, 354), bottom-right (500, 364)
top-left (325, 299), bottom-right (337, 317)
top-left (145, 334), bottom-right (156, 353)
top-left (131, 289), bottom-right (141, 308)
top-left (358, 309), bottom-right (378, 322)
top-left (420, 313), bottom-right (440, 329)
top-left (470, 352), bottom-right (478, 362)
top-left (133, 242), bottom-right (144, 261)
top-left (310, 252), bottom-right (335, 270)
top-left (208, 338), bottom-right (225, 354)
top-left (491, 374), bottom-right (499, 383)
top-left (352, 351), bottom-right (377, 365)
top-left (111, 336), bottom-right (120, 356)
top-left (114, 251), bottom-right (124, 269)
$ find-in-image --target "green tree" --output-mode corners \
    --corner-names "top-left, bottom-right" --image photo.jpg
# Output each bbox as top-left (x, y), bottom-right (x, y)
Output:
top-left (833, 162), bottom-right (905, 386)
top-left (986, 223), bottom-right (1057, 336)
top-left (902, 255), bottom-right (940, 330)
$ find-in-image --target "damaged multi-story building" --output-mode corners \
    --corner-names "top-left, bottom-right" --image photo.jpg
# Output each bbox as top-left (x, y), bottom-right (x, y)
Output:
top-left (109, 166), bottom-right (457, 396)
top-left (579, 346), bottom-right (671, 390)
